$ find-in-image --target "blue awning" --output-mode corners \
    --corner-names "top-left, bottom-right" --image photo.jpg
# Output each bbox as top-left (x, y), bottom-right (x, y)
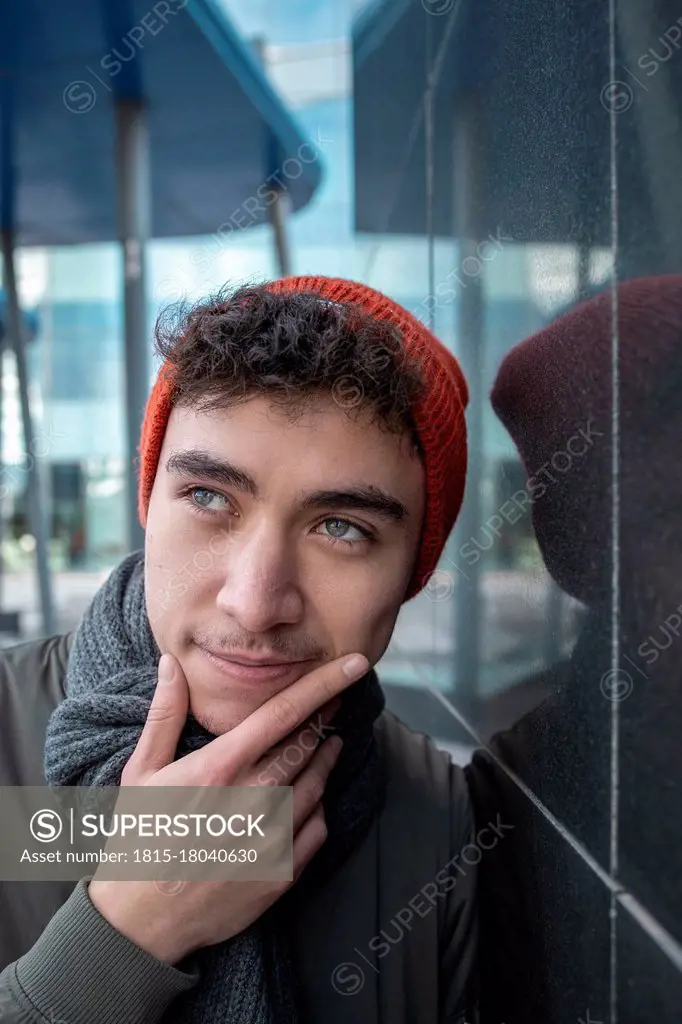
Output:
top-left (0, 0), bottom-right (322, 245)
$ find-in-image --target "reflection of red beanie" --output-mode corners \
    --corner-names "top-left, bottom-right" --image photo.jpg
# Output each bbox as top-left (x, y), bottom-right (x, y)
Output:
top-left (491, 275), bottom-right (682, 605)
top-left (138, 276), bottom-right (468, 602)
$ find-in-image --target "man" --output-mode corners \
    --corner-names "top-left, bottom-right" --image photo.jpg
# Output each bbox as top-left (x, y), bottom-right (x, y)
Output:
top-left (0, 276), bottom-right (475, 1023)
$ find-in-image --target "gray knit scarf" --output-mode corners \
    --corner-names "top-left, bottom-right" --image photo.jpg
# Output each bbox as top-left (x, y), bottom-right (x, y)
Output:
top-left (44, 550), bottom-right (386, 1024)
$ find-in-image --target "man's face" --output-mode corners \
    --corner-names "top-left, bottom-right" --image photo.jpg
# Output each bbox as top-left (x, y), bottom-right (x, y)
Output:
top-left (144, 395), bottom-right (425, 734)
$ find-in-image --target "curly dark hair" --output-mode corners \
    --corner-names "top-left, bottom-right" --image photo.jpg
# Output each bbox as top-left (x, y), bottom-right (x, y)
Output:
top-left (154, 282), bottom-right (426, 458)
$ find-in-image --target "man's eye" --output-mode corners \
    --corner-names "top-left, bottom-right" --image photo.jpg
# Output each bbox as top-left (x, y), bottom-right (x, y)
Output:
top-left (318, 518), bottom-right (372, 545)
top-left (186, 488), bottom-right (229, 513)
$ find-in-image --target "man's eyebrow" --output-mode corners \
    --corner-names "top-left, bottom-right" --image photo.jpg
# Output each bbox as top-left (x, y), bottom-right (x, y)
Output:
top-left (299, 487), bottom-right (409, 523)
top-left (165, 449), bottom-right (409, 523)
top-left (165, 449), bottom-right (258, 497)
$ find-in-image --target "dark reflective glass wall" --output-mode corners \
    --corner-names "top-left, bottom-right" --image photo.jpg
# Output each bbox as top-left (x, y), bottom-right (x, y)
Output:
top-left (353, 1), bottom-right (682, 1020)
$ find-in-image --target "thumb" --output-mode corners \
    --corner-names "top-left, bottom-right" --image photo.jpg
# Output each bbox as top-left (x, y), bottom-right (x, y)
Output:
top-left (127, 653), bottom-right (189, 778)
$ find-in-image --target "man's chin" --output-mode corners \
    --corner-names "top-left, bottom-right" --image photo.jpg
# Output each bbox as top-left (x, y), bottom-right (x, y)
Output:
top-left (182, 646), bottom-right (323, 736)
top-left (188, 695), bottom-right (266, 737)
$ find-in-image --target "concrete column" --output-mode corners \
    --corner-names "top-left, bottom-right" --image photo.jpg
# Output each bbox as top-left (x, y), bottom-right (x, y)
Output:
top-left (116, 100), bottom-right (151, 553)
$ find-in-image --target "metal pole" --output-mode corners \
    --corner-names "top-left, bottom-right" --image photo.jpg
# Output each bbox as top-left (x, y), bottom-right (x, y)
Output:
top-left (450, 96), bottom-right (484, 717)
top-left (249, 38), bottom-right (292, 279)
top-left (269, 190), bottom-right (292, 278)
top-left (116, 100), bottom-right (150, 554)
top-left (0, 330), bottom-right (4, 606)
top-left (539, 242), bottom-right (591, 666)
top-left (540, 242), bottom-right (592, 667)
top-left (1, 229), bottom-right (55, 636)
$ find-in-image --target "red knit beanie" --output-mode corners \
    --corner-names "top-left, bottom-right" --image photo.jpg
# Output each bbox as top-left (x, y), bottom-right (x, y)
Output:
top-left (138, 276), bottom-right (468, 602)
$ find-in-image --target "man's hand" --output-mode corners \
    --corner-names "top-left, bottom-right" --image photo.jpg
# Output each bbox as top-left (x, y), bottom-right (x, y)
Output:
top-left (88, 651), bottom-right (369, 965)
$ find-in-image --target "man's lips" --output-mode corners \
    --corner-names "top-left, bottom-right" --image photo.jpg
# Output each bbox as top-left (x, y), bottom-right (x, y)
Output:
top-left (206, 651), bottom-right (309, 666)
top-left (196, 645), bottom-right (316, 683)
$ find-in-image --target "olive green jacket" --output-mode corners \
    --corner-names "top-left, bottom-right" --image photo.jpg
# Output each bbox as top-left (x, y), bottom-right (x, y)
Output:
top-left (0, 634), bottom-right (477, 1023)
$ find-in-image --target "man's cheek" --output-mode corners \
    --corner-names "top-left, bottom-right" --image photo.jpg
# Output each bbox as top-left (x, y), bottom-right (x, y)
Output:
top-left (168, 578), bottom-right (189, 599)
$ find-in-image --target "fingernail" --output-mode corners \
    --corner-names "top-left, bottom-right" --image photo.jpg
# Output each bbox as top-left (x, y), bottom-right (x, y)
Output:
top-left (158, 654), bottom-right (175, 684)
top-left (342, 654), bottom-right (368, 679)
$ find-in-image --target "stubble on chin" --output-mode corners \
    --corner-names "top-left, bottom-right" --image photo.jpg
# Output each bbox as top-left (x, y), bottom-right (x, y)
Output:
top-left (190, 702), bottom-right (256, 738)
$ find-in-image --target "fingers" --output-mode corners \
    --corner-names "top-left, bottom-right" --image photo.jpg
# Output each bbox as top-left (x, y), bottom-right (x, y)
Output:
top-left (254, 697), bottom-right (341, 786)
top-left (292, 735), bottom-right (343, 831)
top-left (207, 653), bottom-right (368, 771)
top-left (124, 654), bottom-right (189, 780)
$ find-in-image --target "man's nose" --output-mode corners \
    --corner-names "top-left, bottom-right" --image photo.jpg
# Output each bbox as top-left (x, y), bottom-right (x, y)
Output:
top-left (214, 524), bottom-right (304, 632)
